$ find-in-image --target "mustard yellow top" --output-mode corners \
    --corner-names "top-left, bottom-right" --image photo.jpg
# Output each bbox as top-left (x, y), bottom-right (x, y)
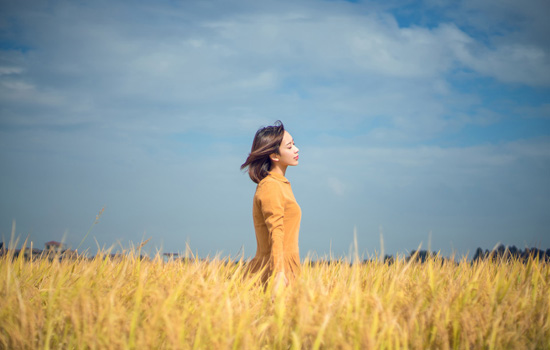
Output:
top-left (248, 171), bottom-right (301, 283)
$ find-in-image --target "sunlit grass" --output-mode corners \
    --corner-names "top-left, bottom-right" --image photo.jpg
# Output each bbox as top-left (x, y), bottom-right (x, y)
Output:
top-left (1, 244), bottom-right (549, 349)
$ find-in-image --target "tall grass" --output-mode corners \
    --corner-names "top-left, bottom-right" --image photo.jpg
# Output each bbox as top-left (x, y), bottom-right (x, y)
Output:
top-left (1, 246), bottom-right (548, 349)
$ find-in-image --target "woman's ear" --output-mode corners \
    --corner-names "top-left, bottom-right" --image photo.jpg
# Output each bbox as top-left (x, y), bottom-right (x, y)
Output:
top-left (270, 153), bottom-right (280, 162)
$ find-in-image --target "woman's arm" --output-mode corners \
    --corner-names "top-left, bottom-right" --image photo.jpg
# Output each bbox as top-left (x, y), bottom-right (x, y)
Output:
top-left (259, 181), bottom-right (286, 274)
top-left (272, 271), bottom-right (289, 302)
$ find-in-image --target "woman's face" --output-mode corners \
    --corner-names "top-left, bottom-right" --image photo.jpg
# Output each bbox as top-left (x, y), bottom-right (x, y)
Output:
top-left (276, 131), bottom-right (299, 166)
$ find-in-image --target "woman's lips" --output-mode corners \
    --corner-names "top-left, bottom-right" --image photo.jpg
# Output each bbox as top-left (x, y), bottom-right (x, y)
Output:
top-left (294, 155), bottom-right (299, 160)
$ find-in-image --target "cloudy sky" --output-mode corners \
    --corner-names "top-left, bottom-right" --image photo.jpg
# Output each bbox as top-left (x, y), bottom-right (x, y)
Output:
top-left (1, 0), bottom-right (549, 259)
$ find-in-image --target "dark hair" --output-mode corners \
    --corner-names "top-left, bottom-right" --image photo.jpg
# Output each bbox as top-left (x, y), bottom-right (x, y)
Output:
top-left (241, 121), bottom-right (285, 183)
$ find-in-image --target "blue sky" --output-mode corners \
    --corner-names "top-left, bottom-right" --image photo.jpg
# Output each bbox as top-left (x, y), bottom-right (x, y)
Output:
top-left (1, 0), bottom-right (549, 259)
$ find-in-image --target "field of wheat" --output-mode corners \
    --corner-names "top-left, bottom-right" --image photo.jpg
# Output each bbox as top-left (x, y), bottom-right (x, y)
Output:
top-left (1, 242), bottom-right (549, 350)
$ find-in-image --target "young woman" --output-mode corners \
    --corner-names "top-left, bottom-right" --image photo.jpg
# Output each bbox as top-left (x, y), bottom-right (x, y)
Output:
top-left (241, 121), bottom-right (301, 291)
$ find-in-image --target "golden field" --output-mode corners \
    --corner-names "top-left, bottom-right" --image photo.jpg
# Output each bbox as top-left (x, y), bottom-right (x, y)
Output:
top-left (1, 244), bottom-right (549, 350)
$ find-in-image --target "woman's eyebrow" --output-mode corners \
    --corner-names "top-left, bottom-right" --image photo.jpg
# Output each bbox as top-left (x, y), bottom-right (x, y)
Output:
top-left (286, 139), bottom-right (294, 146)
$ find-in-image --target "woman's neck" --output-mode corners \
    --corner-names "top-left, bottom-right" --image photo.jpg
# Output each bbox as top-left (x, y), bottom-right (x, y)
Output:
top-left (270, 164), bottom-right (287, 177)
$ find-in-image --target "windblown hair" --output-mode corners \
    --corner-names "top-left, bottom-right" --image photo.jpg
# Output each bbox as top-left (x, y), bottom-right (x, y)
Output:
top-left (241, 121), bottom-right (285, 184)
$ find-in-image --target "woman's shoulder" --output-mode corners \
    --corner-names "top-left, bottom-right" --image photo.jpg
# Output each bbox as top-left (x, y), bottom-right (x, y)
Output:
top-left (255, 177), bottom-right (286, 206)
top-left (257, 175), bottom-right (279, 188)
top-left (256, 175), bottom-right (284, 194)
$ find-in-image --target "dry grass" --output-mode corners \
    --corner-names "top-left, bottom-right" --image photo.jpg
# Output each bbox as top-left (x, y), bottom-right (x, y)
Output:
top-left (1, 245), bottom-right (549, 349)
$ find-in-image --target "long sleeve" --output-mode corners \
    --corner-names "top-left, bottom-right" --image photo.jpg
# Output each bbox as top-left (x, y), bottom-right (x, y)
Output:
top-left (258, 181), bottom-right (285, 273)
top-left (250, 171), bottom-right (301, 283)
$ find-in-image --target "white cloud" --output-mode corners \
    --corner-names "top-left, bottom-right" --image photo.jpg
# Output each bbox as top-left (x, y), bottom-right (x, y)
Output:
top-left (1, 0), bottom-right (545, 137)
top-left (453, 42), bottom-right (550, 86)
top-left (303, 138), bottom-right (550, 192)
top-left (327, 177), bottom-right (346, 196)
top-left (0, 67), bottom-right (24, 75)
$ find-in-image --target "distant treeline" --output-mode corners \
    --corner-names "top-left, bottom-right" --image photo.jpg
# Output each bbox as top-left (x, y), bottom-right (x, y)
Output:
top-left (0, 241), bottom-right (149, 262)
top-left (472, 244), bottom-right (550, 263)
top-left (1, 242), bottom-right (549, 264)
top-left (379, 244), bottom-right (550, 264)
top-left (312, 245), bottom-right (550, 265)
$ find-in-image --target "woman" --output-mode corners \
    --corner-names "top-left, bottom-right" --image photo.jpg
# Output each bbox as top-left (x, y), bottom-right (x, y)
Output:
top-left (241, 121), bottom-right (301, 291)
